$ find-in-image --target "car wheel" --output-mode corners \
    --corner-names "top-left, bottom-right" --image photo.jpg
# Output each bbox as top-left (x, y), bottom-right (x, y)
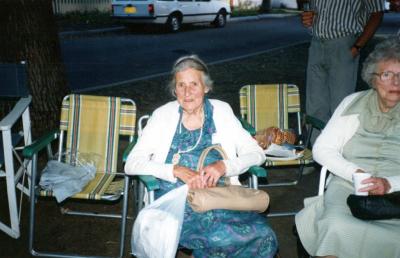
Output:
top-left (167, 14), bottom-right (181, 32)
top-left (213, 11), bottom-right (226, 28)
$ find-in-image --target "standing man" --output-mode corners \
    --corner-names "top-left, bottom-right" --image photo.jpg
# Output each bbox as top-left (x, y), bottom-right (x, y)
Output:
top-left (302, 0), bottom-right (385, 129)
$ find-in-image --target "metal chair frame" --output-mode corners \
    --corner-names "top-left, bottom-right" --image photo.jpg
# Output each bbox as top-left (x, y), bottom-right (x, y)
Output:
top-left (0, 62), bottom-right (32, 238)
top-left (0, 96), bottom-right (32, 238)
top-left (24, 94), bottom-right (136, 258)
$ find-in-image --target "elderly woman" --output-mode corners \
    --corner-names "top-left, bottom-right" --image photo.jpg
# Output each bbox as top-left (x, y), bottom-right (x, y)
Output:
top-left (295, 37), bottom-right (400, 258)
top-left (125, 55), bottom-right (277, 257)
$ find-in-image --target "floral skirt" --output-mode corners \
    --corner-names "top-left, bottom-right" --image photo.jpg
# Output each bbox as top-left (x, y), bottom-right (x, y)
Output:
top-left (156, 181), bottom-right (278, 258)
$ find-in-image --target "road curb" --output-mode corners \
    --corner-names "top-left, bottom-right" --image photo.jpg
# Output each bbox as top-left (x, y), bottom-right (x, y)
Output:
top-left (229, 13), bottom-right (297, 22)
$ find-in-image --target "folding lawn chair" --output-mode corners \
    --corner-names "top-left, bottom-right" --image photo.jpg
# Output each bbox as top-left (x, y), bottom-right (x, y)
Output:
top-left (0, 62), bottom-right (32, 238)
top-left (23, 94), bottom-right (136, 258)
top-left (239, 84), bottom-right (325, 217)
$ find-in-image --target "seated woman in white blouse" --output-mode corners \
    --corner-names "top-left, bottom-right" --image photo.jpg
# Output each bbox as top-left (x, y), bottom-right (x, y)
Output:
top-left (125, 55), bottom-right (278, 257)
top-left (295, 37), bottom-right (400, 258)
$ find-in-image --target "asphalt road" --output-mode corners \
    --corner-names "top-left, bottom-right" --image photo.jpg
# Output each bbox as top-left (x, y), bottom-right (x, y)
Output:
top-left (61, 15), bottom-right (311, 92)
top-left (60, 13), bottom-right (400, 92)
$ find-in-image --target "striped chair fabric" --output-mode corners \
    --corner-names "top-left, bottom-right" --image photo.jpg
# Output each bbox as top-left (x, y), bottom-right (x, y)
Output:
top-left (239, 84), bottom-right (312, 167)
top-left (40, 94), bottom-right (136, 200)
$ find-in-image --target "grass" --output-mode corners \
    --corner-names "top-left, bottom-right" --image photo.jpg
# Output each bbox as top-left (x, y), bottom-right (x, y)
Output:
top-left (231, 8), bottom-right (260, 17)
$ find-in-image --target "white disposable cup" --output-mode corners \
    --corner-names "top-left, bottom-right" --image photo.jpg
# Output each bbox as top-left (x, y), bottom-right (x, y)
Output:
top-left (352, 172), bottom-right (372, 196)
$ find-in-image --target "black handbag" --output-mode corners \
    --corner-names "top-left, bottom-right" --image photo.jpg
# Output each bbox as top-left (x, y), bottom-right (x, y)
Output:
top-left (346, 192), bottom-right (400, 220)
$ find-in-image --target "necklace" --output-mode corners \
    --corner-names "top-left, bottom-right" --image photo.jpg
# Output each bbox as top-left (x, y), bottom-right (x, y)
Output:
top-left (172, 112), bottom-right (204, 165)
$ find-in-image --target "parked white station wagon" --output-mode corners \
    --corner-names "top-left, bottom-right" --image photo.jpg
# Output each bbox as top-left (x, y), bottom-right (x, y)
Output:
top-left (111, 0), bottom-right (231, 32)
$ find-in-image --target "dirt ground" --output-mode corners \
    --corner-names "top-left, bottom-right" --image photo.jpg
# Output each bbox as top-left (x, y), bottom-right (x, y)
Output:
top-left (0, 39), bottom-right (379, 258)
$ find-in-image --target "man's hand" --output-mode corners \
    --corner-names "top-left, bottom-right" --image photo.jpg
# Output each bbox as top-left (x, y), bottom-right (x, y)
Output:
top-left (301, 11), bottom-right (314, 28)
top-left (350, 47), bottom-right (359, 58)
top-left (350, 45), bottom-right (362, 58)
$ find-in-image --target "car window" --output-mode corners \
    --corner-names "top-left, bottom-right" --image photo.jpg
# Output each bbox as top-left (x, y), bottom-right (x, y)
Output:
top-left (178, 0), bottom-right (193, 2)
top-left (195, 0), bottom-right (210, 2)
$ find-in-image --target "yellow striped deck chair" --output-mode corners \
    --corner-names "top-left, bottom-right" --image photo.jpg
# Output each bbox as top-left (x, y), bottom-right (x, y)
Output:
top-left (24, 94), bottom-right (136, 258)
top-left (240, 84), bottom-right (314, 216)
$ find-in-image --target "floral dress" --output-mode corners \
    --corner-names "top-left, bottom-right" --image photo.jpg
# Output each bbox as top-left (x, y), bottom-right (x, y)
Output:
top-left (154, 99), bottom-right (277, 258)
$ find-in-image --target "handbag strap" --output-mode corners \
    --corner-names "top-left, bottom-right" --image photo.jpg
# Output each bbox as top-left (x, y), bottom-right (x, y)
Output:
top-left (196, 144), bottom-right (230, 185)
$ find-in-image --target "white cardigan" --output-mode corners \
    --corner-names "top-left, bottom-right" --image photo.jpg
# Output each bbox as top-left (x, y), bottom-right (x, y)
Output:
top-left (313, 91), bottom-right (400, 192)
top-left (125, 99), bottom-right (266, 185)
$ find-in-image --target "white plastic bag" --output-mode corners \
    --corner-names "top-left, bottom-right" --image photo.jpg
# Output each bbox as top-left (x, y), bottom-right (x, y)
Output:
top-left (132, 184), bottom-right (189, 258)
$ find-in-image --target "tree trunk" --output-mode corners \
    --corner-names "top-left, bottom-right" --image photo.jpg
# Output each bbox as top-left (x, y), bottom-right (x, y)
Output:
top-left (0, 0), bottom-right (69, 137)
top-left (260, 0), bottom-right (272, 13)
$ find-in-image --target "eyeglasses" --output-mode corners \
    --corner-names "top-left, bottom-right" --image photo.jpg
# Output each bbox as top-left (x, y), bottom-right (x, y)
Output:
top-left (373, 71), bottom-right (400, 83)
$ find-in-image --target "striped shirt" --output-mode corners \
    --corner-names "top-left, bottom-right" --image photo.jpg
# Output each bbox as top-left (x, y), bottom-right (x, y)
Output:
top-left (310, 0), bottom-right (385, 39)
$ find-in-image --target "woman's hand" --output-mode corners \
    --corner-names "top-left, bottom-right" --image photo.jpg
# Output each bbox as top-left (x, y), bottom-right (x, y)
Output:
top-left (201, 161), bottom-right (226, 187)
top-left (173, 165), bottom-right (205, 189)
top-left (359, 176), bottom-right (391, 195)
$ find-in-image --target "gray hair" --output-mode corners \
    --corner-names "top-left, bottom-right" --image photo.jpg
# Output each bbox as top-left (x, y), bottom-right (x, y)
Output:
top-left (168, 55), bottom-right (214, 96)
top-left (361, 37), bottom-right (400, 88)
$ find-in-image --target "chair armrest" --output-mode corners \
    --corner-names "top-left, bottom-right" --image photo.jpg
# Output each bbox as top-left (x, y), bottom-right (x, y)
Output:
top-left (305, 115), bottom-right (326, 131)
top-left (248, 166), bottom-right (267, 178)
top-left (23, 129), bottom-right (59, 159)
top-left (137, 175), bottom-right (160, 192)
top-left (238, 116), bottom-right (256, 136)
top-left (122, 136), bottom-right (137, 162)
top-left (304, 115), bottom-right (326, 148)
top-left (318, 166), bottom-right (329, 196)
top-left (122, 135), bottom-right (159, 192)
top-left (0, 96), bottom-right (31, 131)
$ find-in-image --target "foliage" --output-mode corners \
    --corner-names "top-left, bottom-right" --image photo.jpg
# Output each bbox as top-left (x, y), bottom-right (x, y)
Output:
top-left (56, 10), bottom-right (118, 31)
top-left (231, 8), bottom-right (260, 17)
